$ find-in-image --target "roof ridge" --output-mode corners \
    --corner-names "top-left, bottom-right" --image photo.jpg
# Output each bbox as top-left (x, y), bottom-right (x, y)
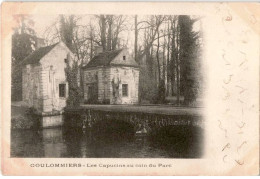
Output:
top-left (21, 42), bottom-right (60, 66)
top-left (83, 48), bottom-right (138, 69)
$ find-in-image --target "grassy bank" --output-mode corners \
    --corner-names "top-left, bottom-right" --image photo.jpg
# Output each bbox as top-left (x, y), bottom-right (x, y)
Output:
top-left (11, 106), bottom-right (40, 129)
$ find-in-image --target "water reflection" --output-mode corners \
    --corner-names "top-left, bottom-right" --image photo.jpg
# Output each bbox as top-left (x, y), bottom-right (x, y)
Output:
top-left (11, 122), bottom-right (203, 158)
top-left (42, 128), bottom-right (67, 157)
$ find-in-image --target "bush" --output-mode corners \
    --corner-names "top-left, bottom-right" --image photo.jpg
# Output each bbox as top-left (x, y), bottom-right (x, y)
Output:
top-left (65, 61), bottom-right (82, 108)
top-left (139, 68), bottom-right (158, 104)
top-left (154, 80), bottom-right (166, 104)
top-left (11, 107), bottom-right (40, 129)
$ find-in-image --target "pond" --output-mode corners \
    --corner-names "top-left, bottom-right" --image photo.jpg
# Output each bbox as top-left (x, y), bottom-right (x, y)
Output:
top-left (11, 116), bottom-right (204, 158)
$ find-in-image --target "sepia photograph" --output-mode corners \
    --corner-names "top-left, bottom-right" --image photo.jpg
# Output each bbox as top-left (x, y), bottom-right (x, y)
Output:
top-left (1, 2), bottom-right (259, 175)
top-left (10, 14), bottom-right (204, 158)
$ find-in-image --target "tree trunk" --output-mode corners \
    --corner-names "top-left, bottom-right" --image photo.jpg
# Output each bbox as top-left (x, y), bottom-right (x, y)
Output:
top-left (156, 30), bottom-right (161, 83)
top-left (170, 17), bottom-right (176, 97)
top-left (163, 30), bottom-right (166, 83)
top-left (100, 15), bottom-right (107, 51)
top-left (107, 15), bottom-right (112, 51)
top-left (90, 33), bottom-right (93, 60)
top-left (134, 15), bottom-right (138, 63)
top-left (167, 18), bottom-right (171, 96)
top-left (176, 21), bottom-right (180, 105)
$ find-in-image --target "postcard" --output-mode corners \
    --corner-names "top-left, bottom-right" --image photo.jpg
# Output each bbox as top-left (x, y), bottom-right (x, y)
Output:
top-left (1, 2), bottom-right (259, 175)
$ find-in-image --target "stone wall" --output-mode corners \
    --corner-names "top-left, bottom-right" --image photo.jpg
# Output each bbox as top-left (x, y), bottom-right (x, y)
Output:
top-left (110, 67), bottom-right (139, 104)
top-left (98, 67), bottom-right (111, 102)
top-left (64, 108), bottom-right (204, 133)
top-left (83, 66), bottom-right (139, 104)
top-left (22, 64), bottom-right (43, 111)
top-left (83, 69), bottom-right (98, 102)
top-left (22, 42), bottom-right (73, 113)
top-left (40, 42), bottom-right (71, 112)
top-left (41, 115), bottom-right (63, 128)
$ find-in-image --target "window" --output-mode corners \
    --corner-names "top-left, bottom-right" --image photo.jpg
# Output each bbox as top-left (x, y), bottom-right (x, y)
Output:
top-left (123, 56), bottom-right (126, 60)
top-left (122, 84), bottom-right (128, 97)
top-left (59, 84), bottom-right (66, 97)
top-left (88, 85), bottom-right (94, 97)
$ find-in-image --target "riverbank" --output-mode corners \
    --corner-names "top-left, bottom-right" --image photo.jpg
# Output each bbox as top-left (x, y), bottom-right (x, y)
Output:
top-left (11, 105), bottom-right (40, 129)
top-left (11, 101), bottom-right (203, 129)
top-left (73, 104), bottom-right (203, 116)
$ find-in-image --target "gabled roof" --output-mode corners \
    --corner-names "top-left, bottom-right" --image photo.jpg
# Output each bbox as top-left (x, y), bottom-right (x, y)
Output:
top-left (83, 49), bottom-right (138, 69)
top-left (21, 43), bottom-right (59, 65)
top-left (83, 49), bottom-right (123, 68)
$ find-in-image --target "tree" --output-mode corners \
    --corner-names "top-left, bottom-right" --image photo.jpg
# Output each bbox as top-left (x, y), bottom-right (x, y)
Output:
top-left (178, 15), bottom-right (201, 105)
top-left (97, 15), bottom-right (107, 51)
top-left (12, 15), bottom-right (37, 101)
top-left (60, 15), bottom-right (75, 51)
top-left (96, 15), bottom-right (128, 52)
top-left (135, 15), bottom-right (167, 103)
top-left (65, 60), bottom-right (82, 108)
top-left (59, 15), bottom-right (82, 107)
top-left (134, 15), bottom-right (138, 62)
top-left (44, 14), bottom-right (203, 106)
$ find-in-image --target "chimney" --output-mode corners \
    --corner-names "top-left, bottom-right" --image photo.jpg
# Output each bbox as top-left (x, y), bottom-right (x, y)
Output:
top-left (94, 46), bottom-right (103, 56)
top-left (36, 38), bottom-right (45, 49)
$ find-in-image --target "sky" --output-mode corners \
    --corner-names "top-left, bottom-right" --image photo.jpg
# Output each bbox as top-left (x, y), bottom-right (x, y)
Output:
top-left (29, 14), bottom-right (202, 54)
top-left (32, 15), bottom-right (59, 38)
top-left (30, 14), bottom-right (135, 52)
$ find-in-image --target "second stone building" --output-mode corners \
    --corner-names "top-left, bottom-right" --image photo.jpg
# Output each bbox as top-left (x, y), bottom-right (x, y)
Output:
top-left (82, 48), bottom-right (139, 104)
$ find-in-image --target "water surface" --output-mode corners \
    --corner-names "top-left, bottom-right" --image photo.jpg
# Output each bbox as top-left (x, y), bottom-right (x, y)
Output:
top-left (11, 122), bottom-right (204, 158)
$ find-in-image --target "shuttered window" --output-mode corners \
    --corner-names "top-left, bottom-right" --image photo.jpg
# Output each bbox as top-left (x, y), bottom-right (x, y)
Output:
top-left (122, 84), bottom-right (128, 97)
top-left (59, 84), bottom-right (66, 97)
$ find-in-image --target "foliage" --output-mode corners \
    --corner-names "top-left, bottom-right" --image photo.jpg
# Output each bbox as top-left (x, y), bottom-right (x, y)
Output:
top-left (139, 66), bottom-right (158, 103)
top-left (179, 15), bottom-right (201, 105)
top-left (156, 80), bottom-right (166, 104)
top-left (60, 15), bottom-right (83, 107)
top-left (11, 15), bottom-right (37, 101)
top-left (65, 60), bottom-right (82, 108)
top-left (60, 15), bottom-right (75, 51)
top-left (11, 107), bottom-right (40, 129)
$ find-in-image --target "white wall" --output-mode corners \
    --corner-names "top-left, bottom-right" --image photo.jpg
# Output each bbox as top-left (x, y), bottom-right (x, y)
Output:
top-left (22, 64), bottom-right (43, 111)
top-left (83, 49), bottom-right (139, 104)
top-left (40, 42), bottom-right (72, 112)
top-left (110, 66), bottom-right (139, 104)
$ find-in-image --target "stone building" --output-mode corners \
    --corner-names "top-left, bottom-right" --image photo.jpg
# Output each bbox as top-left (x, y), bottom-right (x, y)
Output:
top-left (21, 41), bottom-right (74, 114)
top-left (82, 48), bottom-right (139, 104)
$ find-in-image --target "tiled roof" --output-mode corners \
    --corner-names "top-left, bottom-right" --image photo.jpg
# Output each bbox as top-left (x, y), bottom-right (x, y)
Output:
top-left (83, 49), bottom-right (139, 69)
top-left (21, 43), bottom-right (58, 65)
top-left (83, 49), bottom-right (124, 68)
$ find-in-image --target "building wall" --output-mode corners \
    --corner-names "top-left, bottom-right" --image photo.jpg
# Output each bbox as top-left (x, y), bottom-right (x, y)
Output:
top-left (109, 49), bottom-right (139, 104)
top-left (83, 68), bottom-right (98, 102)
top-left (110, 48), bottom-right (137, 67)
top-left (40, 43), bottom-right (71, 112)
top-left (110, 66), bottom-right (139, 104)
top-left (98, 67), bottom-right (111, 102)
top-left (83, 49), bottom-right (139, 104)
top-left (22, 42), bottom-right (72, 113)
top-left (22, 64), bottom-right (43, 111)
top-left (83, 66), bottom-right (139, 104)
top-left (83, 67), bottom-right (111, 103)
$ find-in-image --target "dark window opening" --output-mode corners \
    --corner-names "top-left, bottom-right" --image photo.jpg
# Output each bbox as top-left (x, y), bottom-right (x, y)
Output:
top-left (122, 84), bottom-right (128, 97)
top-left (59, 84), bottom-right (66, 97)
top-left (88, 85), bottom-right (94, 98)
top-left (123, 56), bottom-right (126, 60)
